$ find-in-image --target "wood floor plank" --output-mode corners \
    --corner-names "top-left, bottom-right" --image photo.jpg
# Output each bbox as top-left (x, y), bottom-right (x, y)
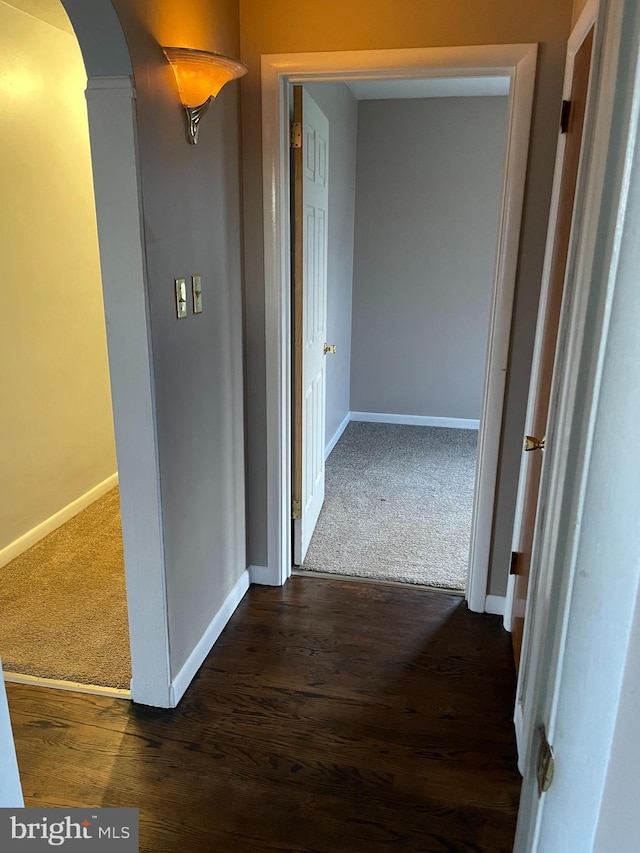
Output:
top-left (7, 577), bottom-right (521, 852)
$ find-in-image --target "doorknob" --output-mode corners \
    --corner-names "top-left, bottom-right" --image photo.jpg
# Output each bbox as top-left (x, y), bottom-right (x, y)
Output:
top-left (524, 435), bottom-right (545, 452)
top-left (324, 343), bottom-right (337, 355)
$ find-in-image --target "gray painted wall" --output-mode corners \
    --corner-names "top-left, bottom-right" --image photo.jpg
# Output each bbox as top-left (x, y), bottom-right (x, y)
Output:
top-left (303, 83), bottom-right (358, 448)
top-left (112, 0), bottom-right (246, 677)
top-left (350, 96), bottom-right (508, 420)
top-left (66, 0), bottom-right (247, 680)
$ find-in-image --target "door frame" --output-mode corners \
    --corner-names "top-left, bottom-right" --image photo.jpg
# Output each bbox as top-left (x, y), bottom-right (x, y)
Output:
top-left (514, 0), bottom-right (640, 843)
top-left (505, 0), bottom-right (602, 766)
top-left (261, 44), bottom-right (537, 606)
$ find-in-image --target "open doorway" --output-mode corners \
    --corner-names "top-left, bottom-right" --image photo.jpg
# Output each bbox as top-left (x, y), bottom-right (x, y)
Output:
top-left (292, 79), bottom-right (510, 592)
top-left (0, 0), bottom-right (130, 693)
top-left (261, 44), bottom-right (537, 613)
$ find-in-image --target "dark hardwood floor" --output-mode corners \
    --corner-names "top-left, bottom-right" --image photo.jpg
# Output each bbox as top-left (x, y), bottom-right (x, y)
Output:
top-left (6, 577), bottom-right (521, 852)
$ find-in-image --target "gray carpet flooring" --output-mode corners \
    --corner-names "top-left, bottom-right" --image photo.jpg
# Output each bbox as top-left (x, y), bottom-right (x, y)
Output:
top-left (302, 422), bottom-right (477, 589)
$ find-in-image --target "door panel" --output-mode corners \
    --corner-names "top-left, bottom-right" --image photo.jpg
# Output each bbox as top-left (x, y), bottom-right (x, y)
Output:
top-left (292, 86), bottom-right (329, 564)
top-left (512, 27), bottom-right (595, 668)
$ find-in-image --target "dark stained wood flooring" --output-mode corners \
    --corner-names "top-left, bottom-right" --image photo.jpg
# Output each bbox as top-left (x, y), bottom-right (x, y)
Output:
top-left (6, 577), bottom-right (521, 852)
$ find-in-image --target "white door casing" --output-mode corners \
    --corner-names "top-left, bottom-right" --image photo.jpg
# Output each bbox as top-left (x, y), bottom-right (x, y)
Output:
top-left (294, 90), bottom-right (330, 564)
top-left (261, 45), bottom-right (537, 596)
top-left (514, 0), bottom-right (640, 845)
top-left (507, 0), bottom-right (602, 768)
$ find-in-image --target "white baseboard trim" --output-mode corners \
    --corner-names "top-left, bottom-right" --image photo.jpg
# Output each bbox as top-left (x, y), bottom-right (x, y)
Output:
top-left (325, 412), bottom-right (351, 459)
top-left (484, 594), bottom-right (506, 616)
top-left (350, 412), bottom-right (480, 430)
top-left (169, 569), bottom-right (250, 707)
top-left (0, 472), bottom-right (119, 569)
top-left (503, 573), bottom-right (516, 632)
top-left (249, 564), bottom-right (282, 586)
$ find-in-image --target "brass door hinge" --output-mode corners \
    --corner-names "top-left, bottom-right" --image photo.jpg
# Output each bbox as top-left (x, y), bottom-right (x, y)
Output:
top-left (292, 499), bottom-right (302, 520)
top-left (510, 551), bottom-right (522, 576)
top-left (536, 725), bottom-right (555, 796)
top-left (560, 99), bottom-right (571, 134)
top-left (290, 120), bottom-right (302, 149)
top-left (524, 435), bottom-right (546, 452)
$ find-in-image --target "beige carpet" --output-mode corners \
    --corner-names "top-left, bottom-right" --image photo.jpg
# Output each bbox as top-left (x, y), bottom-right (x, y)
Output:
top-left (302, 422), bottom-right (477, 589)
top-left (0, 487), bottom-right (131, 689)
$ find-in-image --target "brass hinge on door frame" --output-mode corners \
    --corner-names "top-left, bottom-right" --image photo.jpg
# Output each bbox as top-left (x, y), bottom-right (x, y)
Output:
top-left (536, 725), bottom-right (555, 796)
top-left (290, 120), bottom-right (302, 149)
top-left (292, 499), bottom-right (302, 520)
top-left (524, 435), bottom-right (546, 452)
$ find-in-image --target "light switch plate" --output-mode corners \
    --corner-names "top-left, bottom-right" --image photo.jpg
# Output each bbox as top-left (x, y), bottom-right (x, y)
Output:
top-left (192, 275), bottom-right (203, 314)
top-left (175, 278), bottom-right (187, 318)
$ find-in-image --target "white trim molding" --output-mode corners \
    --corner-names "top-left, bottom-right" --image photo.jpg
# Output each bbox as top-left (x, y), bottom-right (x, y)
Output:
top-left (484, 594), bottom-right (506, 617)
top-left (249, 564), bottom-right (281, 586)
top-left (261, 44), bottom-right (538, 602)
top-left (351, 412), bottom-right (480, 430)
top-left (169, 570), bottom-right (250, 707)
top-left (86, 76), bottom-right (171, 708)
top-left (0, 473), bottom-right (118, 569)
top-left (325, 412), bottom-right (351, 459)
top-left (504, 572), bottom-right (517, 632)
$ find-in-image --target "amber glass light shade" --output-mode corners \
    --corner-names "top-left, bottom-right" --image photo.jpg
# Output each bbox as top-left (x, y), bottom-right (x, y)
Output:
top-left (163, 47), bottom-right (247, 108)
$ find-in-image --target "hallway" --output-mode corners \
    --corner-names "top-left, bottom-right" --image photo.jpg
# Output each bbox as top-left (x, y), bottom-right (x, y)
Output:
top-left (6, 577), bottom-right (520, 851)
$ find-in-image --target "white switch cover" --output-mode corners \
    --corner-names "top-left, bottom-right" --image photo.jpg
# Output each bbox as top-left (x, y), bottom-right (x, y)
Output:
top-left (192, 275), bottom-right (203, 314)
top-left (175, 278), bottom-right (187, 318)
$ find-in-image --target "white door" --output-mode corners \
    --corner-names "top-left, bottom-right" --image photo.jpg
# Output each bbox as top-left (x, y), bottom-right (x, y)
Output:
top-left (509, 2), bottom-right (598, 771)
top-left (292, 87), bottom-right (330, 564)
top-left (510, 24), bottom-right (594, 669)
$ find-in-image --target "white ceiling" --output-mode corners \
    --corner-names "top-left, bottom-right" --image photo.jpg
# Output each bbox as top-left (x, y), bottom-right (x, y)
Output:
top-left (345, 76), bottom-right (511, 101)
top-left (2, 0), bottom-right (74, 34)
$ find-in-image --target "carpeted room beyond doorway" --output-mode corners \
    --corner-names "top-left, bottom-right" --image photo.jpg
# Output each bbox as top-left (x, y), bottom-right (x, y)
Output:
top-left (302, 422), bottom-right (478, 589)
top-left (0, 488), bottom-right (131, 689)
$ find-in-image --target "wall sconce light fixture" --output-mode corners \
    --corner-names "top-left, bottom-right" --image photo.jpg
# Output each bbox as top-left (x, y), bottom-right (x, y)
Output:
top-left (162, 47), bottom-right (248, 144)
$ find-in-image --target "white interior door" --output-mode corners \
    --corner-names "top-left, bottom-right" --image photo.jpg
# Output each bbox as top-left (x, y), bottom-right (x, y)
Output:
top-left (292, 87), bottom-right (329, 564)
top-left (508, 0), bottom-right (599, 769)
